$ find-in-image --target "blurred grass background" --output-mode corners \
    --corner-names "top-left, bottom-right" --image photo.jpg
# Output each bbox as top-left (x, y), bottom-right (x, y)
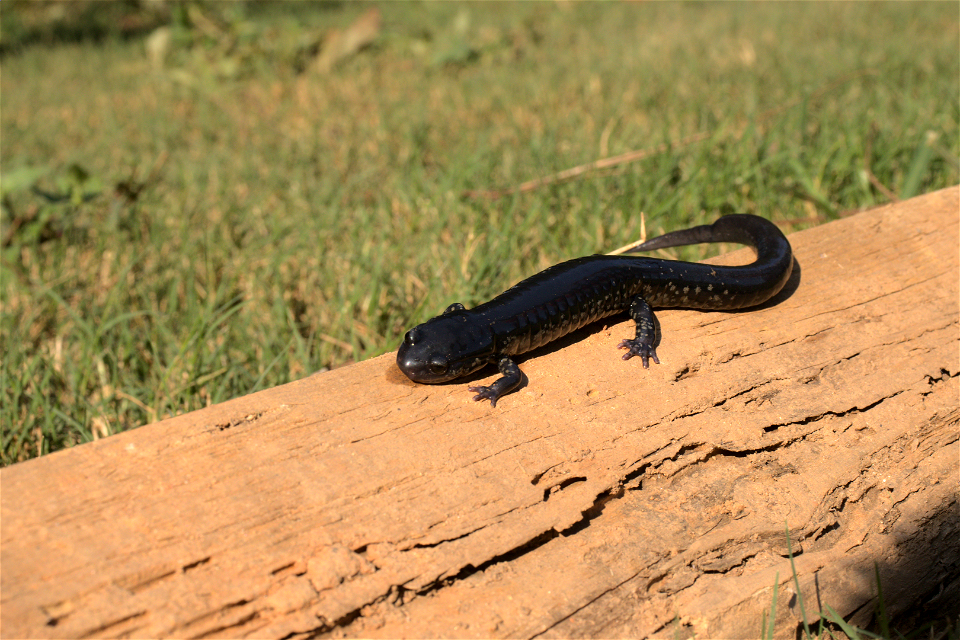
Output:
top-left (2, 1), bottom-right (958, 464)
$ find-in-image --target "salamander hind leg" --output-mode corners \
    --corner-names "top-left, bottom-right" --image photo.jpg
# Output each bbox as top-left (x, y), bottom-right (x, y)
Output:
top-left (618, 295), bottom-right (661, 368)
top-left (467, 355), bottom-right (523, 407)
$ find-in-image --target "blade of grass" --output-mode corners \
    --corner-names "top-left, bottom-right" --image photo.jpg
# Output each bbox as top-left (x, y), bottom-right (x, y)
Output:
top-left (786, 524), bottom-right (813, 640)
top-left (762, 571), bottom-right (780, 640)
top-left (900, 131), bottom-right (937, 200)
top-left (823, 604), bottom-right (887, 640)
top-left (874, 563), bottom-right (890, 639)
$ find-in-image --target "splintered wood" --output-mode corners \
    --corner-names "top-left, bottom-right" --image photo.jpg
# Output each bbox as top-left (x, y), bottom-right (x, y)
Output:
top-left (2, 187), bottom-right (958, 639)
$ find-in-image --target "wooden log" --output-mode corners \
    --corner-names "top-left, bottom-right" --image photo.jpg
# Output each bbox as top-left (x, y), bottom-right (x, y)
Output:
top-left (2, 187), bottom-right (958, 639)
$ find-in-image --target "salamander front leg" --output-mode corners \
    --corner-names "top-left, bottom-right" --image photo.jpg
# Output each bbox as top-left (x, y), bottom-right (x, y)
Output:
top-left (618, 295), bottom-right (661, 368)
top-left (467, 355), bottom-right (523, 407)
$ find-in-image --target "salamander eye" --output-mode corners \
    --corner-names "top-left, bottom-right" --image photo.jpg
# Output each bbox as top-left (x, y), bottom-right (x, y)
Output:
top-left (428, 359), bottom-right (448, 375)
top-left (404, 329), bottom-right (420, 345)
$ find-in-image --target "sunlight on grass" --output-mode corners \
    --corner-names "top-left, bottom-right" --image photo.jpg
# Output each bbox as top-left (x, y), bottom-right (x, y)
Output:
top-left (2, 1), bottom-right (958, 464)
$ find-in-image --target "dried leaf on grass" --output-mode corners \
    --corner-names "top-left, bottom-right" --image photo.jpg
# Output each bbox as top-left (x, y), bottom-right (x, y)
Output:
top-left (315, 8), bottom-right (382, 74)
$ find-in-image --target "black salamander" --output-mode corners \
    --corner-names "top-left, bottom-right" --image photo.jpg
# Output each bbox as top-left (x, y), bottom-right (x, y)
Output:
top-left (397, 214), bottom-right (793, 406)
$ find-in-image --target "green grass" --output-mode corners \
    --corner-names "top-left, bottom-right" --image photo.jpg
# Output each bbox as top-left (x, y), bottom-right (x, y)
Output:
top-left (759, 527), bottom-right (959, 640)
top-left (2, 1), bottom-right (958, 464)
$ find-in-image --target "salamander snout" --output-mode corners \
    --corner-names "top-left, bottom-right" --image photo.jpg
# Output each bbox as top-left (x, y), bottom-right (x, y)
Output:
top-left (396, 312), bottom-right (495, 384)
top-left (397, 329), bottom-right (454, 383)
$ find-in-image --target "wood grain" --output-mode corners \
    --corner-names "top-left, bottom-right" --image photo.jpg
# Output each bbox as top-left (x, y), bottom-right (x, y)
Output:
top-left (2, 187), bottom-right (958, 639)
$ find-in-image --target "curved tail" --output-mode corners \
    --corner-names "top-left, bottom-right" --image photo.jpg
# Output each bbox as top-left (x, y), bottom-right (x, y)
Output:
top-left (626, 214), bottom-right (794, 308)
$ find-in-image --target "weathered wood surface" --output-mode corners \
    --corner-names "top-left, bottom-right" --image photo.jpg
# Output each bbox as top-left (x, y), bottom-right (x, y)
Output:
top-left (2, 187), bottom-right (958, 639)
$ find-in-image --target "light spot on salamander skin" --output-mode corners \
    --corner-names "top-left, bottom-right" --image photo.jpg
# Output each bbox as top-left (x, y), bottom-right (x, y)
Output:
top-left (707, 284), bottom-right (714, 291)
top-left (683, 286), bottom-right (690, 294)
top-left (695, 287), bottom-right (702, 294)
top-left (724, 290), bottom-right (729, 295)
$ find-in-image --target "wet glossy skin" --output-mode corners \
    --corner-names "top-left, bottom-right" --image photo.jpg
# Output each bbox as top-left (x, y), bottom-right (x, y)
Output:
top-left (397, 214), bottom-right (793, 407)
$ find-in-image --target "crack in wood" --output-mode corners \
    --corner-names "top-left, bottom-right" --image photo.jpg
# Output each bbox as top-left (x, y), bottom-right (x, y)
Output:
top-left (542, 476), bottom-right (587, 501)
top-left (213, 411), bottom-right (266, 432)
top-left (408, 523), bottom-right (489, 550)
top-left (763, 390), bottom-right (903, 432)
top-left (76, 610), bottom-right (147, 638)
top-left (190, 610), bottom-right (260, 639)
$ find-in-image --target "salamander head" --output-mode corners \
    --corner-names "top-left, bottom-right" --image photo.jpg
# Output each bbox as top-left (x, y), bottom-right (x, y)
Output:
top-left (397, 303), bottom-right (495, 384)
